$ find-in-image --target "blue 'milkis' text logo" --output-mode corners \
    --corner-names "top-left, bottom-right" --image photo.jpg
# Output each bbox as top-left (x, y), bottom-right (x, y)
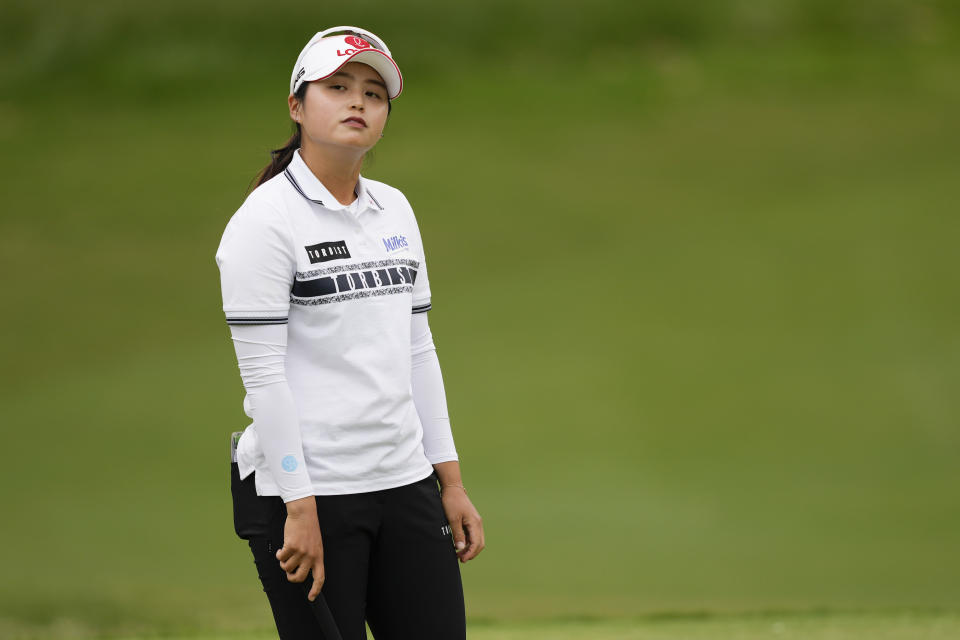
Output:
top-left (382, 234), bottom-right (408, 252)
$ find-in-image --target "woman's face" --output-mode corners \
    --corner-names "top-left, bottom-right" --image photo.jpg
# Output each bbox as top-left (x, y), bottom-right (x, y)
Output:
top-left (290, 61), bottom-right (390, 154)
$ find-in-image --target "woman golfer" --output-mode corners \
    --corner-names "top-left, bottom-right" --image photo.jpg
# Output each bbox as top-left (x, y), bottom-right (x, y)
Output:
top-left (216, 26), bottom-right (484, 639)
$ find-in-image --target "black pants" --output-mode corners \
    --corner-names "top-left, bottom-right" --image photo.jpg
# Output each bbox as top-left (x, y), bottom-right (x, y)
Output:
top-left (242, 470), bottom-right (466, 639)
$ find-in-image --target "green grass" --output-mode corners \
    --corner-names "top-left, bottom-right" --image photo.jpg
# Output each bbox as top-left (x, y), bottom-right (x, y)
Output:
top-left (5, 611), bottom-right (956, 640)
top-left (1, 1), bottom-right (959, 638)
top-left (470, 612), bottom-right (960, 640)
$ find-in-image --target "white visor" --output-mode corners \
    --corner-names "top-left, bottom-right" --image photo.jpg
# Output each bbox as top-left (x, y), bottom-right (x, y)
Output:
top-left (290, 31), bottom-right (403, 100)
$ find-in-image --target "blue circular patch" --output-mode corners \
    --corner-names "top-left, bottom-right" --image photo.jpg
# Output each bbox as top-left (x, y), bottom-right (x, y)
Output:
top-left (281, 455), bottom-right (298, 472)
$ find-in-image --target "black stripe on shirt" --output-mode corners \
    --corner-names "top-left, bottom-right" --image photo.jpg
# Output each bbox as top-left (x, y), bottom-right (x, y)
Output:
top-left (412, 303), bottom-right (432, 314)
top-left (291, 276), bottom-right (338, 298)
top-left (292, 265), bottom-right (418, 302)
top-left (366, 189), bottom-right (384, 210)
top-left (226, 317), bottom-right (289, 325)
top-left (284, 169), bottom-right (324, 205)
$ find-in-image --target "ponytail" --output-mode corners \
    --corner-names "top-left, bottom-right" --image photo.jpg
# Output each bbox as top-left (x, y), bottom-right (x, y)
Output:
top-left (251, 125), bottom-right (301, 191)
top-left (250, 82), bottom-right (309, 192)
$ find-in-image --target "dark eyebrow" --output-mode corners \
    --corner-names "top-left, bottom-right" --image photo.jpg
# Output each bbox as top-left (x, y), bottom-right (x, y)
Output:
top-left (331, 70), bottom-right (388, 92)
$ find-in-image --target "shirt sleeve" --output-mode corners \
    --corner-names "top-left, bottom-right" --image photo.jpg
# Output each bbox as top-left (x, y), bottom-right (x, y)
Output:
top-left (401, 194), bottom-right (432, 314)
top-left (215, 198), bottom-right (295, 325)
top-left (410, 311), bottom-right (458, 464)
top-left (229, 323), bottom-right (314, 502)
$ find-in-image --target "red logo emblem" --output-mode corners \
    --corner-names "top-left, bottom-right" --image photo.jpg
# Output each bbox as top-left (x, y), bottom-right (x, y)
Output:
top-left (344, 36), bottom-right (371, 49)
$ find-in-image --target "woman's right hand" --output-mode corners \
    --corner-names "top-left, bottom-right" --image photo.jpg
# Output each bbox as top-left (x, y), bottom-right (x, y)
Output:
top-left (275, 496), bottom-right (325, 601)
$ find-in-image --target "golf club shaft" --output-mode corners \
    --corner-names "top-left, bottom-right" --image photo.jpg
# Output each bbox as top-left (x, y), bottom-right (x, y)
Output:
top-left (300, 576), bottom-right (343, 640)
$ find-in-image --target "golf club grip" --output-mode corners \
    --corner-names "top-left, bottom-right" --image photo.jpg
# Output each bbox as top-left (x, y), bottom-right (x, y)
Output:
top-left (299, 577), bottom-right (343, 639)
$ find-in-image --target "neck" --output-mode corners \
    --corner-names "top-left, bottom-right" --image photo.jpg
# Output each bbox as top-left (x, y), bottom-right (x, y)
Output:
top-left (299, 141), bottom-right (365, 206)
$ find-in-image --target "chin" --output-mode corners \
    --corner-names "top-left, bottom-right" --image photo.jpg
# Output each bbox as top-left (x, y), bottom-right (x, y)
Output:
top-left (336, 134), bottom-right (377, 149)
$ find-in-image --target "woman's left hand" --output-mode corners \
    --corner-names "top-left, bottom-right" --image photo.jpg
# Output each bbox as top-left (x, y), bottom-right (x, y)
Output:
top-left (441, 487), bottom-right (485, 562)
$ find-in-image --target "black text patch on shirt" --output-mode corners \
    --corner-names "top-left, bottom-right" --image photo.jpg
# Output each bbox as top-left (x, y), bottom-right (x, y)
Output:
top-left (305, 240), bottom-right (351, 264)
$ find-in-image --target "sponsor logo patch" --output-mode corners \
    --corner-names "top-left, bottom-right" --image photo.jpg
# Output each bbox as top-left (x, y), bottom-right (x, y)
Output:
top-left (338, 36), bottom-right (373, 57)
top-left (305, 240), bottom-right (351, 264)
top-left (344, 36), bottom-right (371, 49)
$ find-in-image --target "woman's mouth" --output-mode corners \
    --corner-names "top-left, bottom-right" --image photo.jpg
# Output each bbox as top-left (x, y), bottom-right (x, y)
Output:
top-left (342, 117), bottom-right (367, 128)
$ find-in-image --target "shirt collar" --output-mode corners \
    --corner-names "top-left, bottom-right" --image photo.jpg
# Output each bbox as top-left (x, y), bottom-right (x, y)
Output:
top-left (285, 149), bottom-right (384, 213)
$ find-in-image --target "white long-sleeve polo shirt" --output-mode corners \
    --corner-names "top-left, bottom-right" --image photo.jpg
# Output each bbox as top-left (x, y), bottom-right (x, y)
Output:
top-left (216, 149), bottom-right (457, 498)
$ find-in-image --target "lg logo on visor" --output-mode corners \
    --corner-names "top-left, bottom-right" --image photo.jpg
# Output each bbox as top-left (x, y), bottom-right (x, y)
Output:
top-left (338, 36), bottom-right (372, 57)
top-left (344, 36), bottom-right (371, 49)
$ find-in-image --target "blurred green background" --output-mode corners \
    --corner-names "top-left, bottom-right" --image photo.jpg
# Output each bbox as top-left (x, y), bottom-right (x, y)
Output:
top-left (1, 0), bottom-right (958, 638)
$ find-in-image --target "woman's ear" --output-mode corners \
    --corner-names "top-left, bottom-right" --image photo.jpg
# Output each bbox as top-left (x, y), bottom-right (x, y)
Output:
top-left (288, 93), bottom-right (301, 123)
